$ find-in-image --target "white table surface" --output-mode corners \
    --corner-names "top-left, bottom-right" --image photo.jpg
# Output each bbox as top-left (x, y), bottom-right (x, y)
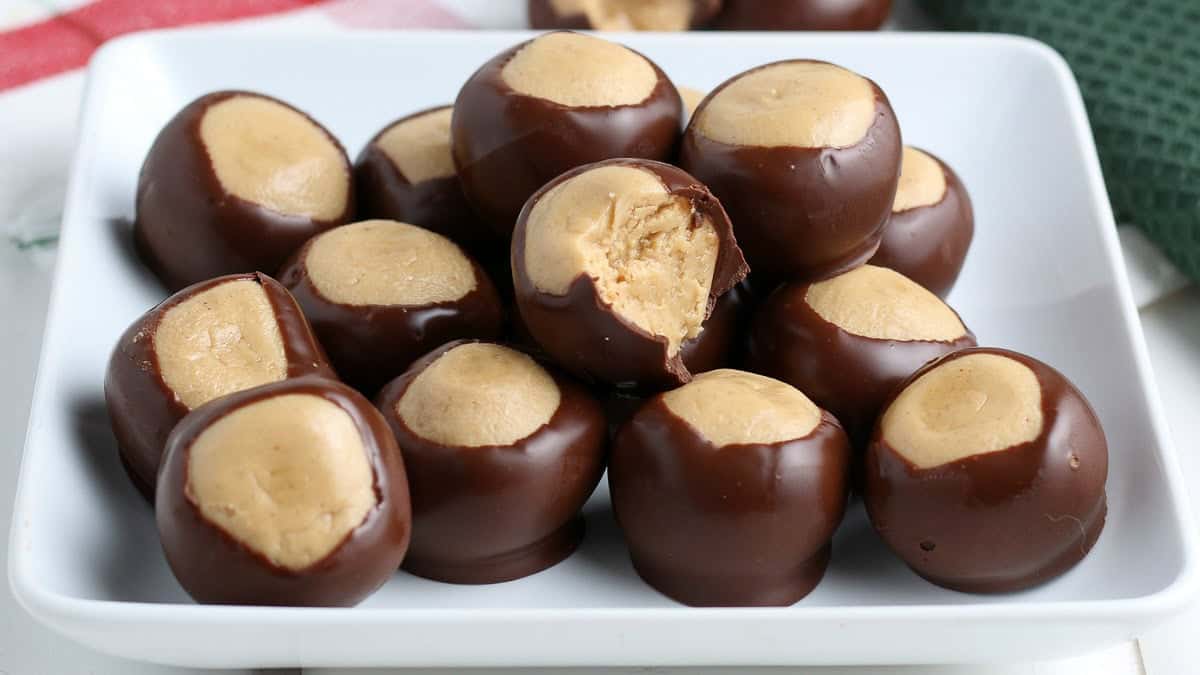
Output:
top-left (1, 2), bottom-right (1196, 672)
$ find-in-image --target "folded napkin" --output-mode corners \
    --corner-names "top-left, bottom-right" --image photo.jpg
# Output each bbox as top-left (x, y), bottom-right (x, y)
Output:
top-left (921, 0), bottom-right (1200, 283)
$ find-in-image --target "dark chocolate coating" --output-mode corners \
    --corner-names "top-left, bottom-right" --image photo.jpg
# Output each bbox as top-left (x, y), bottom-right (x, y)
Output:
top-left (678, 280), bottom-right (752, 375)
top-left (610, 397), bottom-right (850, 606)
top-left (156, 376), bottom-right (412, 606)
top-left (714, 0), bottom-right (891, 30)
top-left (375, 340), bottom-right (607, 584)
top-left (864, 348), bottom-right (1108, 593)
top-left (277, 232), bottom-right (504, 397)
top-left (355, 106), bottom-right (499, 257)
top-left (601, 388), bottom-right (646, 442)
top-left (746, 280), bottom-right (976, 447)
top-left (512, 158), bottom-right (749, 391)
top-left (135, 90), bottom-right (353, 292)
top-left (104, 273), bottom-right (335, 501)
top-left (452, 32), bottom-right (683, 235)
top-left (528, 0), bottom-right (723, 30)
top-left (680, 60), bottom-right (902, 283)
top-left (868, 149), bottom-right (974, 299)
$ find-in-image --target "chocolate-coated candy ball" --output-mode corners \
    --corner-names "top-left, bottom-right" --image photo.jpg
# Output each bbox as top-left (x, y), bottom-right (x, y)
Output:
top-left (610, 369), bottom-right (850, 606)
top-left (376, 341), bottom-right (606, 584)
top-left (865, 348), bottom-right (1108, 593)
top-left (681, 60), bottom-right (901, 282)
top-left (136, 91), bottom-right (352, 291)
top-left (355, 106), bottom-right (497, 256)
top-left (157, 376), bottom-right (411, 606)
top-left (747, 264), bottom-right (976, 446)
top-left (453, 31), bottom-right (683, 235)
top-left (512, 158), bottom-right (747, 390)
top-left (105, 273), bottom-right (334, 499)
top-left (869, 146), bottom-right (974, 298)
top-left (714, 0), bottom-right (891, 30)
top-left (278, 220), bottom-right (503, 396)
top-left (529, 0), bottom-right (722, 31)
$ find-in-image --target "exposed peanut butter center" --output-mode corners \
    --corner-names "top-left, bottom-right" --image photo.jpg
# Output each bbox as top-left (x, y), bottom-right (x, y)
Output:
top-left (397, 343), bottom-right (561, 447)
top-left (694, 61), bottom-right (875, 148)
top-left (500, 32), bottom-right (658, 107)
top-left (662, 369), bottom-right (821, 446)
top-left (804, 265), bottom-right (966, 342)
top-left (881, 353), bottom-right (1045, 469)
top-left (524, 165), bottom-right (719, 355)
top-left (199, 95), bottom-right (348, 220)
top-left (893, 146), bottom-right (948, 213)
top-left (305, 220), bottom-right (476, 306)
top-left (155, 279), bottom-right (288, 410)
top-left (678, 86), bottom-right (706, 118)
top-left (549, 0), bottom-right (694, 30)
top-left (375, 107), bottom-right (456, 184)
top-left (186, 393), bottom-right (376, 571)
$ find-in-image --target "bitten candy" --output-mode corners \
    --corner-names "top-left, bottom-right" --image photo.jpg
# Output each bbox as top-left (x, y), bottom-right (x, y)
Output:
top-left (512, 158), bottom-right (748, 390)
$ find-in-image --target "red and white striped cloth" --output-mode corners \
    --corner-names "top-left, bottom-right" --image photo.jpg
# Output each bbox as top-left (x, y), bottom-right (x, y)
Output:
top-left (0, 0), bottom-right (520, 93)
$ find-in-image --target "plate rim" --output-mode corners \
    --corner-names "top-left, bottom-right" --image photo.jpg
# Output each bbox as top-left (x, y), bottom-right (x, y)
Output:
top-left (9, 25), bottom-right (1199, 658)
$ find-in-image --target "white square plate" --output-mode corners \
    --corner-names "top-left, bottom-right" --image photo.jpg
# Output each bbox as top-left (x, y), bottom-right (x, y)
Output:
top-left (9, 29), bottom-right (1199, 668)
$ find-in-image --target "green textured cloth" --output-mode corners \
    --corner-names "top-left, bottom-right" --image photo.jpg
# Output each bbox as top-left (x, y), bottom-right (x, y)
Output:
top-left (920, 0), bottom-right (1200, 282)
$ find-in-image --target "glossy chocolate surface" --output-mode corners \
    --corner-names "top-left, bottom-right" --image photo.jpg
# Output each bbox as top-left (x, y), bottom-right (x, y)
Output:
top-left (609, 397), bottom-right (850, 606)
top-left (278, 239), bottom-right (504, 397)
top-left (157, 376), bottom-right (412, 606)
top-left (864, 348), bottom-right (1108, 593)
top-left (678, 280), bottom-right (752, 375)
top-left (375, 340), bottom-right (607, 584)
top-left (452, 33), bottom-right (683, 235)
top-left (680, 61), bottom-right (901, 283)
top-left (135, 91), bottom-right (353, 292)
top-left (355, 106), bottom-right (498, 256)
top-left (512, 158), bottom-right (748, 391)
top-left (714, 0), bottom-right (891, 30)
top-left (746, 281), bottom-right (975, 447)
top-left (528, 0), bottom-right (723, 30)
top-left (869, 150), bottom-right (974, 299)
top-left (104, 273), bottom-right (335, 500)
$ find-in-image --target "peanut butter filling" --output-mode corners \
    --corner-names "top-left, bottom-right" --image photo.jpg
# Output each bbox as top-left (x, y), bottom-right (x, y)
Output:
top-left (805, 265), bottom-right (966, 342)
top-left (398, 343), bottom-right (561, 447)
top-left (662, 369), bottom-right (821, 446)
top-left (501, 31), bottom-right (658, 107)
top-left (155, 279), bottom-right (288, 410)
top-left (524, 165), bottom-right (718, 355)
top-left (305, 220), bottom-right (476, 306)
top-left (694, 60), bottom-right (875, 148)
top-left (200, 94), bottom-right (348, 219)
top-left (187, 393), bottom-right (376, 570)
top-left (549, 0), bottom-right (694, 31)
top-left (375, 107), bottom-right (456, 184)
top-left (893, 146), bottom-right (948, 213)
top-left (881, 353), bottom-right (1044, 469)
